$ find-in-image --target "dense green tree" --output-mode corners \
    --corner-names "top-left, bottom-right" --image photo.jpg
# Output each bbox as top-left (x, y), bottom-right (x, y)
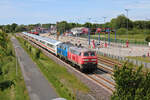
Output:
top-left (133, 21), bottom-right (145, 29)
top-left (11, 23), bottom-right (18, 32)
top-left (42, 24), bottom-right (52, 29)
top-left (35, 49), bottom-right (41, 59)
top-left (83, 22), bottom-right (92, 28)
top-left (15, 25), bottom-right (27, 32)
top-left (56, 21), bottom-right (79, 34)
top-left (0, 30), bottom-right (8, 66)
top-left (110, 15), bottom-right (133, 29)
top-left (116, 28), bottom-right (127, 35)
top-left (112, 63), bottom-right (150, 100)
top-left (145, 36), bottom-right (150, 42)
top-left (0, 30), bottom-right (8, 50)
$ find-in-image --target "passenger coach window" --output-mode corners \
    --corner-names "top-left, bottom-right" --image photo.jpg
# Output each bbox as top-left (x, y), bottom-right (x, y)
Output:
top-left (47, 43), bottom-right (54, 48)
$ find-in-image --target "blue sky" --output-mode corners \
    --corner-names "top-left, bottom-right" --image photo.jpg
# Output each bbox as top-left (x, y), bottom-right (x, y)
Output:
top-left (0, 0), bottom-right (150, 25)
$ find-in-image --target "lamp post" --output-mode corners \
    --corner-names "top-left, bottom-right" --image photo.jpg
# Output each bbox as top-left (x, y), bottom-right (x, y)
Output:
top-left (94, 19), bottom-right (101, 44)
top-left (103, 17), bottom-right (107, 46)
top-left (88, 18), bottom-right (92, 45)
top-left (76, 18), bottom-right (79, 44)
top-left (145, 18), bottom-right (150, 35)
top-left (125, 9), bottom-right (129, 40)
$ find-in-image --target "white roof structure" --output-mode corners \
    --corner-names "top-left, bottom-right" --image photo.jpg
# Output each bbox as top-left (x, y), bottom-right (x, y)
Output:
top-left (52, 98), bottom-right (66, 100)
top-left (71, 27), bottom-right (85, 35)
top-left (22, 32), bottom-right (61, 46)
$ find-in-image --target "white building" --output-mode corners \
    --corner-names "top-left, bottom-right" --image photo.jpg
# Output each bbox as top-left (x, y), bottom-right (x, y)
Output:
top-left (50, 25), bottom-right (57, 34)
top-left (71, 27), bottom-right (86, 35)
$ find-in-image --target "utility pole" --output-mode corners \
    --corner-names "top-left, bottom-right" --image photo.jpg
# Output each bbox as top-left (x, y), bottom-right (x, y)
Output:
top-left (94, 19), bottom-right (101, 44)
top-left (103, 17), bottom-right (107, 45)
top-left (125, 9), bottom-right (129, 40)
top-left (145, 18), bottom-right (150, 35)
top-left (88, 18), bottom-right (92, 45)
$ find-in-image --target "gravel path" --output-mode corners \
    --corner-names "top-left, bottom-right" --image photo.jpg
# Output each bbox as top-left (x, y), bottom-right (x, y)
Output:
top-left (11, 36), bottom-right (58, 100)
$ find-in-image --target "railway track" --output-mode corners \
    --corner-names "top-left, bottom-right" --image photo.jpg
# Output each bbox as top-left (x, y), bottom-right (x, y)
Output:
top-left (88, 69), bottom-right (115, 92)
top-left (98, 56), bottom-right (122, 66)
top-left (87, 74), bottom-right (115, 92)
top-left (98, 64), bottom-right (114, 74)
top-left (98, 56), bottom-right (122, 69)
top-left (19, 34), bottom-right (115, 94)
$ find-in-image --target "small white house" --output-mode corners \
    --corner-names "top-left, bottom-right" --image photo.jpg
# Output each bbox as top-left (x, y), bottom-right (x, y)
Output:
top-left (71, 27), bottom-right (86, 35)
top-left (50, 25), bottom-right (57, 34)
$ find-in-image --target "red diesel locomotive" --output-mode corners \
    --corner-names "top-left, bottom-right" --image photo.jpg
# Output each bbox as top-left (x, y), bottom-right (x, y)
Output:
top-left (68, 47), bottom-right (97, 71)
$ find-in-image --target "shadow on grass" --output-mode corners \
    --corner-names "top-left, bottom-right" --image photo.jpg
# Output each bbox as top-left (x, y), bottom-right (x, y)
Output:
top-left (0, 80), bottom-right (15, 91)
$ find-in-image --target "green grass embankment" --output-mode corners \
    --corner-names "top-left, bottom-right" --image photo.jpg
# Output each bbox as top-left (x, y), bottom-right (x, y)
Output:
top-left (16, 36), bottom-right (89, 100)
top-left (91, 34), bottom-right (148, 41)
top-left (0, 36), bottom-right (29, 100)
top-left (127, 56), bottom-right (150, 63)
top-left (87, 34), bottom-right (148, 45)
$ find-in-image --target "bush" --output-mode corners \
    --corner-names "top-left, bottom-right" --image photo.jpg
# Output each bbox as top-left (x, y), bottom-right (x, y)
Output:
top-left (128, 28), bottom-right (142, 35)
top-left (112, 63), bottom-right (150, 100)
top-left (29, 46), bottom-right (32, 52)
top-left (144, 30), bottom-right (150, 34)
top-left (35, 49), bottom-right (41, 59)
top-left (24, 41), bottom-right (26, 46)
top-left (116, 28), bottom-right (127, 35)
top-left (145, 36), bottom-right (150, 42)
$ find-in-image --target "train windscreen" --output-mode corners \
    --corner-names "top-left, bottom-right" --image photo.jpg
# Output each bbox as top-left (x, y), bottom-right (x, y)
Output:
top-left (84, 51), bottom-right (95, 56)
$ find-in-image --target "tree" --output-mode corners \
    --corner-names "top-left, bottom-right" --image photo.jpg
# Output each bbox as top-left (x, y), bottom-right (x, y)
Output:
top-left (116, 28), bottom-right (127, 35)
top-left (35, 49), bottom-right (41, 59)
top-left (83, 22), bottom-right (92, 28)
top-left (0, 30), bottom-right (8, 50)
top-left (145, 36), bottom-right (150, 42)
top-left (112, 63), bottom-right (150, 100)
top-left (15, 25), bottom-right (27, 32)
top-left (110, 15), bottom-right (133, 29)
top-left (57, 21), bottom-right (69, 34)
top-left (0, 30), bottom-right (8, 73)
top-left (11, 23), bottom-right (18, 32)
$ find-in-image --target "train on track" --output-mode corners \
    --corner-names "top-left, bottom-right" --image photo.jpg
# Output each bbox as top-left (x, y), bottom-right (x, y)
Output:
top-left (22, 32), bottom-right (98, 72)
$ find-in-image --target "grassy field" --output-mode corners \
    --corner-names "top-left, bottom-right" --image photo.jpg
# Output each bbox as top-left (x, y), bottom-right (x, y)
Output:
top-left (16, 36), bottom-right (89, 100)
top-left (127, 56), bottom-right (150, 63)
top-left (0, 36), bottom-right (29, 100)
top-left (91, 34), bottom-right (148, 41)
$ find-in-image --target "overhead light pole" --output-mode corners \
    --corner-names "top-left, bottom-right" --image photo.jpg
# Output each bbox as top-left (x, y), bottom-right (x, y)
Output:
top-left (145, 18), bottom-right (150, 35)
top-left (88, 17), bottom-right (92, 46)
top-left (103, 17), bottom-right (107, 46)
top-left (125, 9), bottom-right (129, 40)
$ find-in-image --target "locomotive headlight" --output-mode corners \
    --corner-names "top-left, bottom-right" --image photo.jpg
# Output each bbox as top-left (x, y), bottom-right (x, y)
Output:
top-left (91, 59), bottom-right (97, 61)
top-left (84, 62), bottom-right (88, 64)
top-left (83, 59), bottom-right (89, 61)
top-left (92, 62), bottom-right (96, 64)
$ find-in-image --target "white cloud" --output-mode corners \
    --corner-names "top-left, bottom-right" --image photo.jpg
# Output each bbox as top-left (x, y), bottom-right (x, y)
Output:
top-left (126, 0), bottom-right (150, 9)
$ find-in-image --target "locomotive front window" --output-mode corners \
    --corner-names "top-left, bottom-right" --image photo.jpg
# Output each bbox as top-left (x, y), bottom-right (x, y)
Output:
top-left (79, 53), bottom-right (81, 56)
top-left (84, 52), bottom-right (95, 56)
top-left (90, 52), bottom-right (95, 56)
top-left (84, 52), bottom-right (89, 56)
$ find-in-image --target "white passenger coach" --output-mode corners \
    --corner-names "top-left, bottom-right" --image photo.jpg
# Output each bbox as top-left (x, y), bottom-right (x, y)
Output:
top-left (22, 32), bottom-right (62, 55)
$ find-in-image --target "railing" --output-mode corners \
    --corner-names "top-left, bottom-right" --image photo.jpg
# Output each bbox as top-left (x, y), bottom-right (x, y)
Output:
top-left (95, 50), bottom-right (150, 68)
top-left (80, 35), bottom-right (148, 46)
